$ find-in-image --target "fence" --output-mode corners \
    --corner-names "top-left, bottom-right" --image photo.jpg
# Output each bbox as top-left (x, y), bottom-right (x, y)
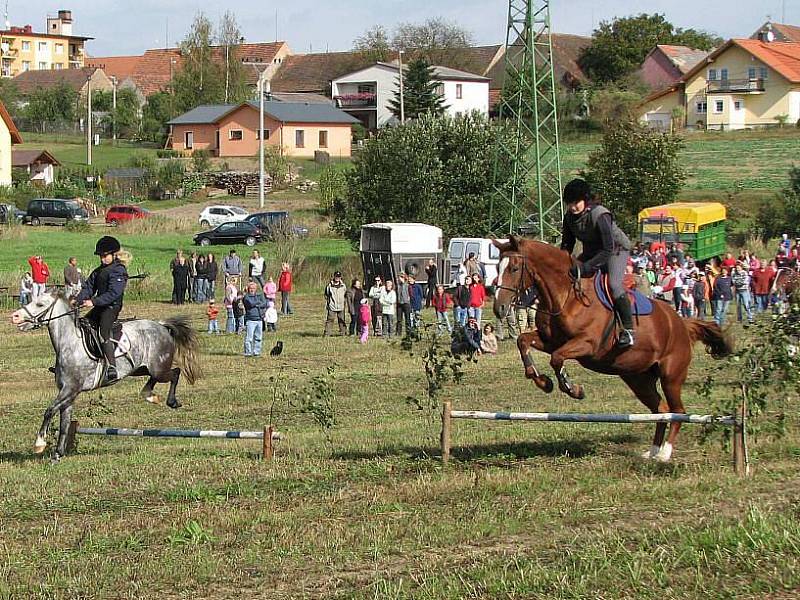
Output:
top-left (66, 420), bottom-right (281, 460)
top-left (440, 401), bottom-right (748, 475)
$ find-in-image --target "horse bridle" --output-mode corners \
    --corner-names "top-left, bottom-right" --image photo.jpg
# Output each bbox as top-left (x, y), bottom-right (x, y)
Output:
top-left (17, 299), bottom-right (78, 330)
top-left (496, 252), bottom-right (587, 317)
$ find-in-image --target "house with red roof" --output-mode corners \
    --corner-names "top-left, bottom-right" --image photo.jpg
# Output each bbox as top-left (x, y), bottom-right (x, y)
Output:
top-left (640, 36), bottom-right (800, 130)
top-left (639, 45), bottom-right (711, 91)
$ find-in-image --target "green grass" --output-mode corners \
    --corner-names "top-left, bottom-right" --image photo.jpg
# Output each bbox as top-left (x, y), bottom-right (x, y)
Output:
top-left (18, 133), bottom-right (161, 172)
top-left (0, 297), bottom-right (797, 598)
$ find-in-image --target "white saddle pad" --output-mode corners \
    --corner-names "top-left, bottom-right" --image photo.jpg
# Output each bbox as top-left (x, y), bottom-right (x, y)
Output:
top-left (114, 331), bottom-right (131, 357)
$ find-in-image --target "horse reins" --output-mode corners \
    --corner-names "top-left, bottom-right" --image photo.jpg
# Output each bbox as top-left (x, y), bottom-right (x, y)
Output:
top-left (497, 253), bottom-right (588, 318)
top-left (17, 300), bottom-right (79, 330)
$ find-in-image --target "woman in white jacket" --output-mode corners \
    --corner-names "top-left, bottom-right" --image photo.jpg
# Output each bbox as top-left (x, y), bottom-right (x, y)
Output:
top-left (379, 280), bottom-right (397, 338)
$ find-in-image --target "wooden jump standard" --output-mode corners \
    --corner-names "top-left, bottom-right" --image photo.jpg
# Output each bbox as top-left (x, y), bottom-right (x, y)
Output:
top-left (440, 401), bottom-right (748, 475)
top-left (65, 421), bottom-right (280, 460)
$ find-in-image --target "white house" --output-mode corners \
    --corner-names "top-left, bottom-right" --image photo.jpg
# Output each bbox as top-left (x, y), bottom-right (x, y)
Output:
top-left (331, 62), bottom-right (489, 130)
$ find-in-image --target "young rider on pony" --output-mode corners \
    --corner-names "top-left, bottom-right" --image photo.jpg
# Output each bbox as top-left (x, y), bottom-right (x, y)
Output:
top-left (76, 235), bottom-right (128, 384)
top-left (560, 178), bottom-right (636, 348)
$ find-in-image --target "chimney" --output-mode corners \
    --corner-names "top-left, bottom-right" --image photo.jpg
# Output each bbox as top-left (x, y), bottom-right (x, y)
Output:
top-left (46, 9), bottom-right (73, 36)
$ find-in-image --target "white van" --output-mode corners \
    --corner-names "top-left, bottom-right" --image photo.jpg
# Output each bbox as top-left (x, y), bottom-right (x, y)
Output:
top-left (446, 237), bottom-right (507, 286)
top-left (360, 223), bottom-right (443, 285)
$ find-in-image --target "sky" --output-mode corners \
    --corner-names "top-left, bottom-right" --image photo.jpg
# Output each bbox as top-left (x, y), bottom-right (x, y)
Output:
top-left (19, 1), bottom-right (799, 56)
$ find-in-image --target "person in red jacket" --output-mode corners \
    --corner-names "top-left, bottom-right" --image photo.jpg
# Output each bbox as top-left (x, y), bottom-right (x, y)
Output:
top-left (277, 262), bottom-right (293, 315)
top-left (751, 259), bottom-right (775, 313)
top-left (721, 252), bottom-right (737, 270)
top-left (431, 284), bottom-right (453, 333)
top-left (468, 273), bottom-right (487, 324)
top-left (28, 255), bottom-right (50, 301)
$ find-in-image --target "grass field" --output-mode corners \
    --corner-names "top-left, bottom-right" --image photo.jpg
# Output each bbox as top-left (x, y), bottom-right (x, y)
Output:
top-left (0, 298), bottom-right (798, 598)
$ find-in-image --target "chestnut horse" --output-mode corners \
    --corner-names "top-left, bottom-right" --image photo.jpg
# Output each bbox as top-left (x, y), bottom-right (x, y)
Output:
top-left (492, 236), bottom-right (732, 462)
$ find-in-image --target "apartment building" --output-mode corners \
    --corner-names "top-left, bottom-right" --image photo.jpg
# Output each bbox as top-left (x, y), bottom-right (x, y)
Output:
top-left (0, 10), bottom-right (91, 78)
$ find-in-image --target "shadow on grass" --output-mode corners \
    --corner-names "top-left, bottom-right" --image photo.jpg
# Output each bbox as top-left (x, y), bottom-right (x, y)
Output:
top-left (0, 451), bottom-right (40, 464)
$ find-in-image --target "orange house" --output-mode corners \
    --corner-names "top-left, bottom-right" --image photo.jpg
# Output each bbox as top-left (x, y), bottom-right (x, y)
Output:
top-left (168, 100), bottom-right (359, 158)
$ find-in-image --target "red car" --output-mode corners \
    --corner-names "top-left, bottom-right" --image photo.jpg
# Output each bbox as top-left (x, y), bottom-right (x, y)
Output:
top-left (105, 205), bottom-right (151, 225)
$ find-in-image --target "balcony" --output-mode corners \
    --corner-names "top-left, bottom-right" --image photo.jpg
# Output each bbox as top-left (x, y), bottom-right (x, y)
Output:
top-left (334, 92), bottom-right (377, 109)
top-left (707, 78), bottom-right (765, 94)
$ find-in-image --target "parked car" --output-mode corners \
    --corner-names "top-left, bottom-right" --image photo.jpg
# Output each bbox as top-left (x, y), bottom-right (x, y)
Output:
top-left (25, 198), bottom-right (90, 226)
top-left (198, 205), bottom-right (249, 228)
top-left (0, 203), bottom-right (24, 224)
top-left (106, 205), bottom-right (151, 226)
top-left (193, 221), bottom-right (263, 247)
top-left (246, 211), bottom-right (309, 239)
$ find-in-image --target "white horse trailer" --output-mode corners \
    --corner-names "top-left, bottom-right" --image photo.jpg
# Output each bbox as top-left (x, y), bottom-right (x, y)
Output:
top-left (360, 223), bottom-right (443, 285)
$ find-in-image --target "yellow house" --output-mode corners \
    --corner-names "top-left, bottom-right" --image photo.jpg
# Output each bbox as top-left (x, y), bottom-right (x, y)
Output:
top-left (0, 100), bottom-right (23, 185)
top-left (0, 10), bottom-right (91, 78)
top-left (641, 38), bottom-right (800, 130)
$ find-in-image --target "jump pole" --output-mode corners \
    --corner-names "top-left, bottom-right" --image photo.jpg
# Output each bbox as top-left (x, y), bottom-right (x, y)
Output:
top-left (441, 407), bottom-right (746, 474)
top-left (66, 420), bottom-right (281, 461)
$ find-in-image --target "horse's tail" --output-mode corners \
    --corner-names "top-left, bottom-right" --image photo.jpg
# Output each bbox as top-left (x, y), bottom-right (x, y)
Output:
top-left (685, 319), bottom-right (734, 359)
top-left (161, 316), bottom-right (202, 384)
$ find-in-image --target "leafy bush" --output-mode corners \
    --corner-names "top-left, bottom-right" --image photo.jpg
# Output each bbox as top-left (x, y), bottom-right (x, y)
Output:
top-left (582, 119), bottom-right (686, 235)
top-left (156, 149), bottom-right (182, 158)
top-left (157, 160), bottom-right (186, 192)
top-left (333, 112), bottom-right (513, 244)
top-left (65, 219), bottom-right (91, 233)
top-left (264, 146), bottom-right (291, 187)
top-left (128, 152), bottom-right (157, 171)
top-left (191, 149), bottom-right (211, 173)
top-left (318, 165), bottom-right (348, 214)
top-left (181, 172), bottom-right (205, 196)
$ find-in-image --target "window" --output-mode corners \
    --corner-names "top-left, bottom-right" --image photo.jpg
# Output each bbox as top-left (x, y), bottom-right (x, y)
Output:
top-left (357, 83), bottom-right (375, 94)
top-left (55, 43), bottom-right (64, 54)
top-left (256, 128), bottom-right (269, 140)
top-left (708, 69), bottom-right (717, 81)
top-left (184, 131), bottom-right (194, 149)
top-left (456, 83), bottom-right (463, 99)
top-left (734, 100), bottom-right (743, 111)
top-left (21, 61), bottom-right (30, 72)
top-left (760, 67), bottom-right (769, 80)
top-left (228, 129), bottom-right (243, 141)
top-left (748, 67), bottom-right (756, 79)
top-left (21, 41), bottom-right (30, 51)
top-left (295, 129), bottom-right (305, 148)
top-left (38, 42), bottom-right (47, 52)
top-left (720, 68), bottom-right (728, 80)
top-left (696, 101), bottom-right (707, 114)
top-left (54, 63), bottom-right (63, 70)
top-left (38, 62), bottom-right (47, 70)
top-left (714, 100), bottom-right (724, 113)
top-left (318, 130), bottom-right (328, 148)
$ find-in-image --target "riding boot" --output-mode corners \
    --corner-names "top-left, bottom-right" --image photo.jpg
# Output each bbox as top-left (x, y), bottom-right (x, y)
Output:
top-left (102, 341), bottom-right (118, 385)
top-left (613, 294), bottom-right (635, 349)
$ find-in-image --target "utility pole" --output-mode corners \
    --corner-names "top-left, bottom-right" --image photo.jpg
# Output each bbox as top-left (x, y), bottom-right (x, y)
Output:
top-left (225, 44), bottom-right (230, 103)
top-left (111, 75), bottom-right (117, 143)
top-left (245, 60), bottom-right (271, 209)
top-left (398, 50), bottom-right (405, 124)
top-left (86, 75), bottom-right (92, 166)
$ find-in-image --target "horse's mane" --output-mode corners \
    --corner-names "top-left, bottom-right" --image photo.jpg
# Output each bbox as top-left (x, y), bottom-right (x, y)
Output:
top-left (494, 236), bottom-right (571, 269)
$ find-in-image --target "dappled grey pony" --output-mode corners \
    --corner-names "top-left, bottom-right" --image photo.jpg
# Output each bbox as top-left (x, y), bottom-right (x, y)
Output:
top-left (10, 290), bottom-right (200, 460)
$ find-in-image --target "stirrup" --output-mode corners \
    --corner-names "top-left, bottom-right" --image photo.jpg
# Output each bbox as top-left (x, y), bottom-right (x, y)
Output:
top-left (103, 365), bottom-right (119, 385)
top-left (617, 329), bottom-right (635, 348)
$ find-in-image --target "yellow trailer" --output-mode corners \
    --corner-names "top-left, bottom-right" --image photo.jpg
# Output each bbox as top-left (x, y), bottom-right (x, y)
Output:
top-left (638, 202), bottom-right (726, 261)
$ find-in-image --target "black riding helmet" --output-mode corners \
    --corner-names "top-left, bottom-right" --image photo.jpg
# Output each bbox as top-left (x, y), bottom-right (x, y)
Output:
top-left (95, 235), bottom-right (121, 256)
top-left (563, 178), bottom-right (592, 204)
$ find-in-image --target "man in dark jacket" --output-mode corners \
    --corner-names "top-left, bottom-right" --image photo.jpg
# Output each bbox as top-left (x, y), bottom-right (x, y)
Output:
top-left (76, 236), bottom-right (128, 383)
top-left (560, 178), bottom-right (635, 348)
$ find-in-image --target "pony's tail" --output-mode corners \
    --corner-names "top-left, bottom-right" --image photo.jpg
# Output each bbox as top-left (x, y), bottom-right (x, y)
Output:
top-left (161, 316), bottom-right (202, 384)
top-left (685, 319), bottom-right (734, 359)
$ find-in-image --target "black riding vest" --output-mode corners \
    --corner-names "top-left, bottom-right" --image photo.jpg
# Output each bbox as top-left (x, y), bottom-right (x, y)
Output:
top-left (564, 205), bottom-right (631, 256)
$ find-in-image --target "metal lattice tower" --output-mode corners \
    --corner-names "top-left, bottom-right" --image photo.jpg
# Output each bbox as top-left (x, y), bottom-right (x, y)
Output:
top-left (489, 0), bottom-right (563, 240)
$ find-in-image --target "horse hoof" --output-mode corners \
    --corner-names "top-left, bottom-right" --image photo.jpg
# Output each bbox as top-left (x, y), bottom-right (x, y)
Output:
top-left (50, 455), bottom-right (61, 465)
top-left (654, 443), bottom-right (673, 463)
top-left (536, 376), bottom-right (554, 394)
top-left (146, 395), bottom-right (161, 405)
top-left (524, 366), bottom-right (536, 380)
top-left (33, 437), bottom-right (47, 454)
top-left (167, 400), bottom-right (182, 410)
top-left (572, 385), bottom-right (585, 400)
top-left (640, 446), bottom-right (659, 460)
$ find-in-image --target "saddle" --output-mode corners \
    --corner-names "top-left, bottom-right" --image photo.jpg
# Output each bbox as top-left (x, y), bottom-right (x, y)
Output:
top-left (593, 274), bottom-right (654, 316)
top-left (77, 318), bottom-right (130, 361)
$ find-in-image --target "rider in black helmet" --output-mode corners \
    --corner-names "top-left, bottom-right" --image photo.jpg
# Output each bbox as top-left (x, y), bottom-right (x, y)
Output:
top-left (76, 236), bottom-right (129, 383)
top-left (560, 178), bottom-right (635, 348)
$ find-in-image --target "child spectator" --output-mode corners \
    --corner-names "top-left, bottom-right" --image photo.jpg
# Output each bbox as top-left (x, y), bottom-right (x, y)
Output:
top-left (263, 275), bottom-right (277, 305)
top-left (408, 275), bottom-right (424, 329)
top-left (345, 278), bottom-right (363, 336)
top-left (691, 273), bottom-right (706, 319)
top-left (278, 263), bottom-right (293, 315)
top-left (432, 284), bottom-right (453, 333)
top-left (680, 279), bottom-right (695, 318)
top-left (379, 280), bottom-right (397, 337)
top-left (19, 272), bottom-right (33, 305)
top-left (264, 300), bottom-right (278, 333)
top-left (206, 299), bottom-right (220, 334)
top-left (224, 276), bottom-right (240, 334)
top-left (480, 323), bottom-right (498, 355)
top-left (358, 298), bottom-right (371, 344)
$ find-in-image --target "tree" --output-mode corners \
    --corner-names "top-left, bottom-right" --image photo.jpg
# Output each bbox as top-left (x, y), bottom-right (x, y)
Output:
top-left (332, 113), bottom-right (514, 244)
top-left (393, 18), bottom-right (475, 68)
top-left (23, 84), bottom-right (78, 130)
top-left (141, 92), bottom-right (174, 144)
top-left (102, 87), bottom-right (141, 139)
top-left (582, 119), bottom-right (686, 234)
top-left (752, 166), bottom-right (800, 242)
top-left (578, 13), bottom-right (721, 83)
top-left (0, 79), bottom-right (19, 114)
top-left (353, 25), bottom-right (392, 62)
top-left (217, 11), bottom-right (248, 104)
top-left (388, 58), bottom-right (446, 120)
top-left (172, 12), bottom-right (225, 113)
